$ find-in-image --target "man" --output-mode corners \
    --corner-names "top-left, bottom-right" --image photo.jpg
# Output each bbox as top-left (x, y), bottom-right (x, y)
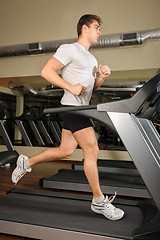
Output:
top-left (12, 14), bottom-right (124, 220)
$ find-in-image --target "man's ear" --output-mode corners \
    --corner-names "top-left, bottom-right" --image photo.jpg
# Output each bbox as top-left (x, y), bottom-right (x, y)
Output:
top-left (82, 24), bottom-right (88, 33)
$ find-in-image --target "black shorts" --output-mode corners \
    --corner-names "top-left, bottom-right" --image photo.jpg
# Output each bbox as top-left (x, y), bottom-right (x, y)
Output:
top-left (60, 105), bottom-right (93, 133)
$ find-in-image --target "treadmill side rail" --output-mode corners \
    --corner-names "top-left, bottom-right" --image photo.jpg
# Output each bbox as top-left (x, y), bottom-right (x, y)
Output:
top-left (0, 220), bottom-right (123, 240)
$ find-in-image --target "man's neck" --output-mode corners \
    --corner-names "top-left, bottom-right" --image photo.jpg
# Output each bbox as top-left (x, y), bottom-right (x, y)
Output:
top-left (77, 37), bottom-right (91, 51)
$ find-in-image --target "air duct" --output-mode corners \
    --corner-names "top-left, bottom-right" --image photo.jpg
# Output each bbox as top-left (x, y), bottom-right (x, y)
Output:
top-left (0, 28), bottom-right (160, 58)
top-left (92, 28), bottom-right (160, 48)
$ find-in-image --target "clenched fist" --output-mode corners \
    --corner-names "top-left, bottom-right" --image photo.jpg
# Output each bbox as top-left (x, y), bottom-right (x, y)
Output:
top-left (99, 65), bottom-right (111, 79)
top-left (69, 83), bottom-right (86, 96)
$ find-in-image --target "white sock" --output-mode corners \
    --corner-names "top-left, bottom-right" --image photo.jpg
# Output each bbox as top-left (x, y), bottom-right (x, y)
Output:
top-left (24, 158), bottom-right (30, 169)
top-left (94, 195), bottom-right (105, 204)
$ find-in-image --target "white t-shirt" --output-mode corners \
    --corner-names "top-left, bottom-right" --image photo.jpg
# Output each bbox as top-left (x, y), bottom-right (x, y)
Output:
top-left (53, 42), bottom-right (98, 106)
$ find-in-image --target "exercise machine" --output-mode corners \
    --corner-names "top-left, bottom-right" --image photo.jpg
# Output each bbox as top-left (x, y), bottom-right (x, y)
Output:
top-left (40, 70), bottom-right (160, 199)
top-left (15, 108), bottom-right (45, 146)
top-left (37, 113), bottom-right (61, 146)
top-left (44, 112), bottom-right (61, 144)
top-left (0, 104), bottom-right (19, 166)
top-left (0, 70), bottom-right (160, 239)
top-left (72, 159), bottom-right (139, 176)
top-left (40, 168), bottom-right (148, 198)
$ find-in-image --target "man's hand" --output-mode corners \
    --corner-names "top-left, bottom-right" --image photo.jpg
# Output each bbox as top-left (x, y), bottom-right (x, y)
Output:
top-left (99, 65), bottom-right (111, 79)
top-left (69, 83), bottom-right (86, 96)
top-left (94, 64), bottom-right (111, 90)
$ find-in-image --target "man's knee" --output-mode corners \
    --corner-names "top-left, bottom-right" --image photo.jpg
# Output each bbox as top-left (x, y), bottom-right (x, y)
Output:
top-left (83, 144), bottom-right (99, 158)
top-left (92, 145), bottom-right (99, 158)
top-left (59, 147), bottom-right (74, 159)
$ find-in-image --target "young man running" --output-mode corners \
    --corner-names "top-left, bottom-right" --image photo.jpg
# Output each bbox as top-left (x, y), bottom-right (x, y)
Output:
top-left (12, 14), bottom-right (124, 221)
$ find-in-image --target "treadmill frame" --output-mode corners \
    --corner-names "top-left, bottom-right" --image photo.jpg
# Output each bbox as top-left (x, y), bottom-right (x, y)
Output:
top-left (0, 220), bottom-right (123, 240)
top-left (0, 71), bottom-right (160, 239)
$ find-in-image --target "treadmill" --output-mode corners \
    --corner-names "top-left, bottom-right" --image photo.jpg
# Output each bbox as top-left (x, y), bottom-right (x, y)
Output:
top-left (37, 113), bottom-right (61, 146)
top-left (40, 168), bottom-right (149, 198)
top-left (0, 104), bottom-right (19, 166)
top-left (40, 157), bottom-right (145, 199)
top-left (72, 159), bottom-right (139, 176)
top-left (40, 71), bottom-right (160, 199)
top-left (45, 113), bottom-right (61, 143)
top-left (15, 108), bottom-right (46, 146)
top-left (0, 70), bottom-right (160, 240)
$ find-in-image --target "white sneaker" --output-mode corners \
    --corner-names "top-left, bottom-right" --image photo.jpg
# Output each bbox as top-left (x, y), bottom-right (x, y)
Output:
top-left (11, 154), bottom-right (32, 184)
top-left (91, 193), bottom-right (124, 220)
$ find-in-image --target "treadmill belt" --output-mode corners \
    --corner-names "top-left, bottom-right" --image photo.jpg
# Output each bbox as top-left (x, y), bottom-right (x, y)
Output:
top-left (40, 169), bottom-right (150, 198)
top-left (0, 189), bottom-right (143, 239)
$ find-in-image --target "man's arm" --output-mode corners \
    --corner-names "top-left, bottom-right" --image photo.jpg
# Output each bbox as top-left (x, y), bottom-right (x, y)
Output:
top-left (94, 65), bottom-right (111, 90)
top-left (41, 57), bottom-right (86, 96)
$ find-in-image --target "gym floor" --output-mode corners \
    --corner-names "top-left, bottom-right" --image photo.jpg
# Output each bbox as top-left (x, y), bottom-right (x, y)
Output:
top-left (0, 160), bottom-right (76, 240)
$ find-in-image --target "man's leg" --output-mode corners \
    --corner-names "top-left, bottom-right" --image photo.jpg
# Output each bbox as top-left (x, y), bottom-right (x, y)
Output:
top-left (29, 129), bottom-right (78, 166)
top-left (12, 129), bottom-right (78, 184)
top-left (73, 126), bottom-right (103, 198)
top-left (73, 126), bottom-right (124, 220)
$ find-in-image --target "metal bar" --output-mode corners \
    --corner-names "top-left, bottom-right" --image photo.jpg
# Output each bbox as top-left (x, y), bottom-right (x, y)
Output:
top-left (15, 120), bottom-right (32, 146)
top-left (44, 105), bottom-right (97, 114)
top-left (28, 121), bottom-right (45, 146)
top-left (0, 120), bottom-right (13, 151)
top-left (37, 120), bottom-right (54, 145)
top-left (52, 121), bottom-right (61, 139)
top-left (48, 121), bottom-right (61, 143)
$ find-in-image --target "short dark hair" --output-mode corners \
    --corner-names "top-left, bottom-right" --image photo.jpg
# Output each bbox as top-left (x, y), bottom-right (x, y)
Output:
top-left (77, 14), bottom-right (102, 37)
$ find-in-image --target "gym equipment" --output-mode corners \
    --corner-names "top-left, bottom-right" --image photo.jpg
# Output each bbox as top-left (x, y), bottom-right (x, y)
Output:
top-left (0, 104), bottom-right (19, 166)
top-left (40, 168), bottom-right (149, 198)
top-left (0, 188), bottom-right (159, 240)
top-left (72, 159), bottom-right (139, 176)
top-left (40, 158), bottom-right (143, 200)
top-left (0, 104), bottom-right (14, 151)
top-left (38, 113), bottom-right (61, 146)
top-left (40, 71), bottom-right (160, 199)
top-left (0, 70), bottom-right (160, 239)
top-left (36, 117), bottom-right (54, 146)
top-left (0, 150), bottom-right (19, 167)
top-left (15, 108), bottom-right (60, 147)
top-left (15, 108), bottom-right (45, 146)
top-left (44, 113), bottom-right (61, 143)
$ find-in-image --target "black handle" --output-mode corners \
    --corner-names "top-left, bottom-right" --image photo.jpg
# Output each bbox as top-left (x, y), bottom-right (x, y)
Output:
top-left (43, 104), bottom-right (97, 114)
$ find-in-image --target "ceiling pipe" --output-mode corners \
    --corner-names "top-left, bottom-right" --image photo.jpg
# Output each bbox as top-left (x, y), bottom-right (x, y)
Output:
top-left (0, 28), bottom-right (159, 58)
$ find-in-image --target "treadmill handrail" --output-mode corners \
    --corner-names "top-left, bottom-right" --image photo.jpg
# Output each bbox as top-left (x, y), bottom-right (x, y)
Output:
top-left (44, 104), bottom-right (97, 114)
top-left (98, 70), bottom-right (160, 116)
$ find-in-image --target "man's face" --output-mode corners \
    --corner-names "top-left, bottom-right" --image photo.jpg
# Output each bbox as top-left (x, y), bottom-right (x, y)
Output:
top-left (86, 20), bottom-right (101, 45)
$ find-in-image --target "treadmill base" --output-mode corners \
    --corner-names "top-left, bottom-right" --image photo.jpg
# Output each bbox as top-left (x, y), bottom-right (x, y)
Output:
top-left (0, 189), bottom-right (159, 240)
